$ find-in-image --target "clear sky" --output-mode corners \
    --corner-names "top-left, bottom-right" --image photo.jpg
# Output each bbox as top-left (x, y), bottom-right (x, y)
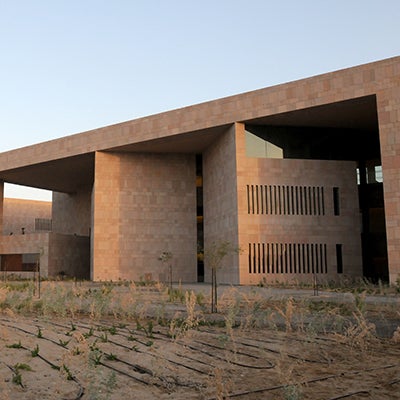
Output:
top-left (1, 0), bottom-right (399, 200)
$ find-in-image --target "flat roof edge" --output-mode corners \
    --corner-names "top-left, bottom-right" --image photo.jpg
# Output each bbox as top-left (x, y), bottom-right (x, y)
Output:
top-left (0, 55), bottom-right (399, 171)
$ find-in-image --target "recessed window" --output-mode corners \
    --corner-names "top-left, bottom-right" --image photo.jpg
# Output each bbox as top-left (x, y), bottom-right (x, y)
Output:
top-left (246, 184), bottom-right (325, 215)
top-left (248, 242), bottom-right (328, 274)
top-left (336, 244), bottom-right (343, 274)
top-left (374, 166), bottom-right (383, 183)
top-left (333, 187), bottom-right (340, 216)
top-left (35, 218), bottom-right (52, 231)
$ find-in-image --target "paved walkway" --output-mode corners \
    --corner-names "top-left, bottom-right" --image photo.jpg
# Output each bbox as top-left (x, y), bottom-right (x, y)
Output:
top-left (179, 283), bottom-right (400, 305)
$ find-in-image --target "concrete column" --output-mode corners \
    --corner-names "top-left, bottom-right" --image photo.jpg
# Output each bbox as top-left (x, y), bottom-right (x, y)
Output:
top-left (92, 151), bottom-right (121, 281)
top-left (203, 124), bottom-right (240, 284)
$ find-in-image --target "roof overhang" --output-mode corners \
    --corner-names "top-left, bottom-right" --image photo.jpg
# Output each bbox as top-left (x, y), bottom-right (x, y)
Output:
top-left (0, 153), bottom-right (95, 193)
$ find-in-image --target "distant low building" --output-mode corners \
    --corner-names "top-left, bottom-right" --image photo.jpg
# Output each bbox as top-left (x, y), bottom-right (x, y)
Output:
top-left (3, 198), bottom-right (52, 236)
top-left (1, 56), bottom-right (399, 284)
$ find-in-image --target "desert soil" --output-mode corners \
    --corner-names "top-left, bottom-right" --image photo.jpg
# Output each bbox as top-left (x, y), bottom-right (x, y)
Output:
top-left (0, 286), bottom-right (399, 399)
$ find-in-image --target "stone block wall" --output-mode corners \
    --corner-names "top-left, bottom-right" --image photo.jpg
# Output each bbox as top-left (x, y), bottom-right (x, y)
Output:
top-left (203, 125), bottom-right (240, 284)
top-left (0, 233), bottom-right (49, 276)
top-left (52, 189), bottom-right (91, 236)
top-left (2, 198), bottom-right (51, 235)
top-left (235, 123), bottom-right (362, 284)
top-left (376, 84), bottom-right (400, 284)
top-left (0, 57), bottom-right (399, 284)
top-left (48, 233), bottom-right (90, 279)
top-left (92, 151), bottom-right (197, 282)
top-left (0, 232), bottom-right (89, 279)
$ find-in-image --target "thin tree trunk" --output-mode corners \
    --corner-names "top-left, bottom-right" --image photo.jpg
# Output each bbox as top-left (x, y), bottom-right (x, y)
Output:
top-left (169, 264), bottom-right (172, 292)
top-left (211, 268), bottom-right (215, 313)
top-left (214, 268), bottom-right (218, 313)
top-left (211, 268), bottom-right (217, 313)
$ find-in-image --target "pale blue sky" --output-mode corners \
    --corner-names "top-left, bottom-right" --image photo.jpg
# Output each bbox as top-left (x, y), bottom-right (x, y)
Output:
top-left (1, 0), bottom-right (399, 200)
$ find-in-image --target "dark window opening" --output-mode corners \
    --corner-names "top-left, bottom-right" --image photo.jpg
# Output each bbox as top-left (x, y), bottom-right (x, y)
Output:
top-left (333, 187), bottom-right (340, 216)
top-left (246, 184), bottom-right (325, 216)
top-left (35, 218), bottom-right (52, 231)
top-left (248, 242), bottom-right (328, 274)
top-left (336, 244), bottom-right (343, 274)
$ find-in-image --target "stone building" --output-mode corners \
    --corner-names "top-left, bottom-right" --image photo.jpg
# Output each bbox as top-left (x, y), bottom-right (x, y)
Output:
top-left (0, 56), bottom-right (399, 284)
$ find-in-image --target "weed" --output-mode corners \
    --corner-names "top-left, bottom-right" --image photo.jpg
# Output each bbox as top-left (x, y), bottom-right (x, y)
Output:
top-left (135, 318), bottom-right (154, 337)
top-left (147, 320), bottom-right (154, 337)
top-left (90, 351), bottom-right (103, 366)
top-left (72, 347), bottom-right (83, 356)
top-left (62, 364), bottom-right (74, 380)
top-left (59, 339), bottom-right (71, 348)
top-left (89, 286), bottom-right (113, 319)
top-left (83, 327), bottom-right (94, 338)
top-left (99, 332), bottom-right (108, 343)
top-left (11, 371), bottom-right (22, 386)
top-left (89, 342), bottom-right (100, 353)
top-left (168, 287), bottom-right (186, 303)
top-left (14, 363), bottom-right (32, 372)
top-left (6, 341), bottom-right (22, 349)
top-left (1, 282), bottom-right (31, 291)
top-left (283, 384), bottom-right (302, 400)
top-left (105, 353), bottom-right (118, 361)
top-left (31, 344), bottom-right (39, 357)
top-left (217, 334), bottom-right (229, 347)
top-left (195, 291), bottom-right (205, 307)
top-left (108, 325), bottom-right (117, 335)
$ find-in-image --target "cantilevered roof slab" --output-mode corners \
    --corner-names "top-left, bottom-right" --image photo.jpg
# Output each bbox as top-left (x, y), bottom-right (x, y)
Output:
top-left (0, 56), bottom-right (398, 194)
top-left (0, 153), bottom-right (94, 193)
top-left (245, 95), bottom-right (379, 131)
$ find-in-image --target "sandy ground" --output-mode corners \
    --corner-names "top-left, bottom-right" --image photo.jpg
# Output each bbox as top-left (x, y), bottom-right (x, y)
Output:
top-left (0, 315), bottom-right (399, 399)
top-left (0, 283), bottom-right (400, 400)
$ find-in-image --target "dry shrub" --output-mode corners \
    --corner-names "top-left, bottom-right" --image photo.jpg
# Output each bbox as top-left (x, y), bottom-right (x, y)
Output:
top-left (275, 355), bottom-right (303, 400)
top-left (275, 297), bottom-right (295, 333)
top-left (338, 310), bottom-right (377, 351)
top-left (0, 287), bottom-right (7, 304)
top-left (224, 288), bottom-right (273, 330)
top-left (210, 367), bottom-right (231, 400)
top-left (168, 290), bottom-right (203, 340)
top-left (39, 283), bottom-right (72, 317)
top-left (0, 287), bottom-right (17, 318)
top-left (184, 290), bottom-right (202, 332)
top-left (392, 326), bottom-right (400, 343)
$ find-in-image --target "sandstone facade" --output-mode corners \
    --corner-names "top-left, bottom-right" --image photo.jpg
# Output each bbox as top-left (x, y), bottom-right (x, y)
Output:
top-left (0, 56), bottom-right (399, 284)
